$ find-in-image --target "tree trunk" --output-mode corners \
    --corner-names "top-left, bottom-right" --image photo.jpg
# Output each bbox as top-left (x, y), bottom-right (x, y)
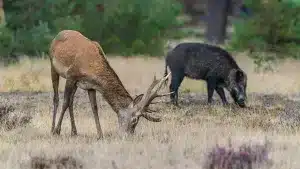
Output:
top-left (205, 0), bottom-right (231, 44)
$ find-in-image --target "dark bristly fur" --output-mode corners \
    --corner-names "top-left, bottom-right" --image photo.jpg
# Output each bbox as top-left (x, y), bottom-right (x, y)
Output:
top-left (164, 42), bottom-right (247, 107)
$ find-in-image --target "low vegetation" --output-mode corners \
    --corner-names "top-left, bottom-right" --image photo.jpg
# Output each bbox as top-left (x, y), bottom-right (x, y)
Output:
top-left (0, 55), bottom-right (300, 169)
top-left (30, 155), bottom-right (83, 169)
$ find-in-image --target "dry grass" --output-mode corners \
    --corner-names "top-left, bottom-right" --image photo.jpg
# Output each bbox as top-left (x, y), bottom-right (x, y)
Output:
top-left (0, 53), bottom-right (300, 169)
top-left (1, 53), bottom-right (300, 94)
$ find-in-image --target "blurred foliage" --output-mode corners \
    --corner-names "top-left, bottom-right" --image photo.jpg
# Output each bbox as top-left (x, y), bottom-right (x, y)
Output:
top-left (229, 0), bottom-right (300, 71)
top-left (0, 0), bottom-right (182, 61)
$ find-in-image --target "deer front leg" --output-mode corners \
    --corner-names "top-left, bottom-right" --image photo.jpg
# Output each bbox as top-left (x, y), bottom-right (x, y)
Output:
top-left (69, 86), bottom-right (78, 136)
top-left (53, 79), bottom-right (77, 135)
top-left (88, 89), bottom-right (103, 140)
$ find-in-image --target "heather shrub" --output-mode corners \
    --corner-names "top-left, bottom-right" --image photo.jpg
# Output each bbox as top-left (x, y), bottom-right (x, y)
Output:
top-left (203, 138), bottom-right (273, 169)
top-left (30, 155), bottom-right (83, 169)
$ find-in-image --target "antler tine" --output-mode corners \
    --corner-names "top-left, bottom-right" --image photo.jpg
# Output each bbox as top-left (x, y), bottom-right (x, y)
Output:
top-left (142, 113), bottom-right (161, 122)
top-left (147, 72), bottom-right (171, 97)
top-left (149, 101), bottom-right (160, 104)
top-left (140, 72), bottom-right (170, 103)
top-left (148, 72), bottom-right (171, 100)
top-left (145, 108), bottom-right (157, 113)
top-left (144, 91), bottom-right (173, 108)
top-left (156, 92), bottom-right (174, 97)
top-left (140, 73), bottom-right (172, 110)
top-left (156, 72), bottom-right (171, 90)
top-left (143, 74), bottom-right (160, 100)
top-left (137, 73), bottom-right (172, 122)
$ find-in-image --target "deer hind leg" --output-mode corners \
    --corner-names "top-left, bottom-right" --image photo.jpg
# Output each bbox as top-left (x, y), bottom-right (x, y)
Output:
top-left (51, 65), bottom-right (59, 134)
top-left (88, 89), bottom-right (103, 140)
top-left (53, 79), bottom-right (77, 135)
top-left (69, 86), bottom-right (78, 136)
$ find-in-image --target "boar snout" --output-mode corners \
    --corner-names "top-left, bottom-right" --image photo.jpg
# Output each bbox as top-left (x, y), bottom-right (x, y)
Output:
top-left (237, 96), bottom-right (246, 107)
top-left (230, 87), bottom-right (247, 108)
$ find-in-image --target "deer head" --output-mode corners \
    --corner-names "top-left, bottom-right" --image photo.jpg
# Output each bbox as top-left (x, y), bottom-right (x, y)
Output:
top-left (118, 72), bottom-right (173, 135)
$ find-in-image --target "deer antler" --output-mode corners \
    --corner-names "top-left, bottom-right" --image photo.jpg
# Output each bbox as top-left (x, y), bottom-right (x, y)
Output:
top-left (139, 72), bottom-right (172, 108)
top-left (135, 72), bottom-right (173, 121)
top-left (144, 92), bottom-right (174, 108)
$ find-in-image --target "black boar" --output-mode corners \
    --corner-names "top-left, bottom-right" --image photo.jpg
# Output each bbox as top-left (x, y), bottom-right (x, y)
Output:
top-left (164, 42), bottom-right (247, 107)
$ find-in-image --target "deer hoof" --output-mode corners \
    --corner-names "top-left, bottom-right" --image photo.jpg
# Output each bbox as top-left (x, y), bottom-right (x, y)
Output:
top-left (52, 128), bottom-right (61, 135)
top-left (71, 130), bottom-right (78, 136)
top-left (97, 135), bottom-right (104, 140)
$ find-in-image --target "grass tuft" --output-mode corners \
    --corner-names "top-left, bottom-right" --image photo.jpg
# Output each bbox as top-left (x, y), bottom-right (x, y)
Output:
top-left (0, 103), bottom-right (32, 131)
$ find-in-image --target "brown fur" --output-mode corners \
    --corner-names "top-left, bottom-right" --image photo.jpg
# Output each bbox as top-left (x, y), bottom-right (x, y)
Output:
top-left (50, 30), bottom-right (133, 111)
top-left (49, 30), bottom-right (171, 139)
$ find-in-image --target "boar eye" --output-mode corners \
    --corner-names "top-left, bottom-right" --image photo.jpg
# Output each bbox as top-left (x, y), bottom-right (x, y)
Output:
top-left (131, 117), bottom-right (138, 124)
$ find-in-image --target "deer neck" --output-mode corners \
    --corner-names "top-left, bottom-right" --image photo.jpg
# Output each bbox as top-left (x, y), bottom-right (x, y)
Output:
top-left (101, 85), bottom-right (133, 113)
top-left (94, 62), bottom-right (133, 114)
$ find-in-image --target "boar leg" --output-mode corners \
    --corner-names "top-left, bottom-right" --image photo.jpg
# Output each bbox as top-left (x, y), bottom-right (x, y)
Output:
top-left (215, 86), bottom-right (229, 105)
top-left (169, 73), bottom-right (184, 106)
top-left (206, 77), bottom-right (217, 104)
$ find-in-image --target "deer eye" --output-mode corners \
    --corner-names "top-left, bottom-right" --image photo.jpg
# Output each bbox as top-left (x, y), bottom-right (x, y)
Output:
top-left (131, 117), bottom-right (138, 124)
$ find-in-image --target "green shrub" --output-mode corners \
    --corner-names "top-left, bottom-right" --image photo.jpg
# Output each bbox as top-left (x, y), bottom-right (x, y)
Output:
top-left (229, 0), bottom-right (300, 70)
top-left (4, 0), bottom-right (77, 31)
top-left (0, 0), bottom-right (182, 59)
top-left (1, 0), bottom-right (80, 58)
top-left (80, 0), bottom-right (182, 56)
top-left (0, 25), bottom-right (14, 59)
top-left (13, 21), bottom-right (53, 56)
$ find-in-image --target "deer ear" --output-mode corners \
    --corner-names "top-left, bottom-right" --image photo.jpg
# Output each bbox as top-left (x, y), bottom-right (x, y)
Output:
top-left (133, 94), bottom-right (144, 104)
top-left (129, 94), bottom-right (144, 108)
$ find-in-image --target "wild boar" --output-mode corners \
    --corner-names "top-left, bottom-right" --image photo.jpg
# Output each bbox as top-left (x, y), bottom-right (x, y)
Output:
top-left (164, 42), bottom-right (247, 107)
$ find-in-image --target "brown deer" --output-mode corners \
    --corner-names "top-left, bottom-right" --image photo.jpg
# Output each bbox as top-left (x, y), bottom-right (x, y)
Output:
top-left (49, 30), bottom-right (171, 139)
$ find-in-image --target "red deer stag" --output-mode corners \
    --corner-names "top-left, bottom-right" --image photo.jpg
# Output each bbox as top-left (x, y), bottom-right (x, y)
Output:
top-left (49, 30), bottom-right (171, 139)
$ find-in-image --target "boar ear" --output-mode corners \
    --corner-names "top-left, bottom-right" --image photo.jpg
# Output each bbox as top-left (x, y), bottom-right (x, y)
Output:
top-left (229, 69), bottom-right (245, 83)
top-left (235, 69), bottom-right (246, 83)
